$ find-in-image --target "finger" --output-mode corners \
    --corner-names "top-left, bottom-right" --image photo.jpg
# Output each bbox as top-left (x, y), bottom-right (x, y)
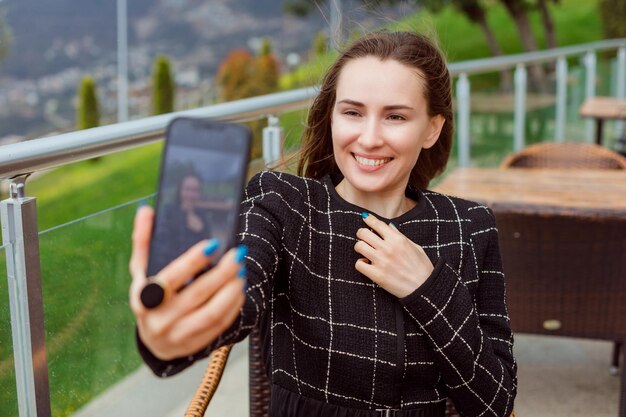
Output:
top-left (130, 206), bottom-right (154, 315)
top-left (362, 212), bottom-right (394, 239)
top-left (354, 239), bottom-right (377, 262)
top-left (154, 238), bottom-right (222, 294)
top-left (169, 278), bottom-right (246, 347)
top-left (355, 258), bottom-right (380, 282)
top-left (355, 227), bottom-right (384, 249)
top-left (130, 205), bottom-right (154, 279)
top-left (170, 247), bottom-right (244, 317)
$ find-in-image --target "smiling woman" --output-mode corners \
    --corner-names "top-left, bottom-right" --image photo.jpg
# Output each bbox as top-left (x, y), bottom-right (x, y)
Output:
top-left (129, 31), bottom-right (517, 417)
top-left (331, 57), bottom-right (445, 217)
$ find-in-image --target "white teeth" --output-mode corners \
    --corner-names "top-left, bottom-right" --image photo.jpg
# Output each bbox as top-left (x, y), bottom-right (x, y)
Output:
top-left (354, 155), bottom-right (390, 167)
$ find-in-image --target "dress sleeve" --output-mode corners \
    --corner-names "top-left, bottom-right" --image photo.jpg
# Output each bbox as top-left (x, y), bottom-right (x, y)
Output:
top-left (400, 207), bottom-right (517, 417)
top-left (138, 171), bottom-right (284, 377)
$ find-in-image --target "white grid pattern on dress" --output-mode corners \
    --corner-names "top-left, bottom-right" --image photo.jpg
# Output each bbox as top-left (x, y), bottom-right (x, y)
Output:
top-left (141, 170), bottom-right (516, 416)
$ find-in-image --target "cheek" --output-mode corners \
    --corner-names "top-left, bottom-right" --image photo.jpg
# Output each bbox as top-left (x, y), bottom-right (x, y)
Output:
top-left (331, 119), bottom-right (358, 148)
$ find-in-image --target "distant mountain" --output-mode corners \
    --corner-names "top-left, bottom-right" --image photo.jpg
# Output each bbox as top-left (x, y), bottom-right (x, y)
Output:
top-left (0, 0), bottom-right (295, 79)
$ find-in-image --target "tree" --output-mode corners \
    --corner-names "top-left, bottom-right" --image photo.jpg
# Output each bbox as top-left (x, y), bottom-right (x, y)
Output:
top-left (0, 10), bottom-right (12, 64)
top-left (216, 42), bottom-right (280, 102)
top-left (499, 0), bottom-right (548, 90)
top-left (599, 0), bottom-right (626, 38)
top-left (152, 55), bottom-right (175, 115)
top-left (312, 31), bottom-right (328, 58)
top-left (537, 0), bottom-right (558, 49)
top-left (215, 42), bottom-right (281, 159)
top-left (285, 0), bottom-right (559, 91)
top-left (452, 0), bottom-right (512, 90)
top-left (216, 49), bottom-right (256, 101)
top-left (76, 76), bottom-right (99, 130)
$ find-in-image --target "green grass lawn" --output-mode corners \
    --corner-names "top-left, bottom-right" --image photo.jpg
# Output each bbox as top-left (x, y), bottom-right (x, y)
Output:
top-left (0, 0), bottom-right (611, 414)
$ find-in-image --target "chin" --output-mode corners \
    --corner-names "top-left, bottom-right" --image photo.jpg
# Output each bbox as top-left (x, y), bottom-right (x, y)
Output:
top-left (344, 173), bottom-right (398, 194)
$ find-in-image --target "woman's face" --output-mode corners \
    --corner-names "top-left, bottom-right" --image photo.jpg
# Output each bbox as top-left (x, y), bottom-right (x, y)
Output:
top-left (331, 56), bottom-right (444, 196)
top-left (179, 176), bottom-right (201, 208)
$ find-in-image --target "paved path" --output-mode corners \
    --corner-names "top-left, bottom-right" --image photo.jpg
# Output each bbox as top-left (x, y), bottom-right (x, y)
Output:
top-left (71, 335), bottom-right (620, 416)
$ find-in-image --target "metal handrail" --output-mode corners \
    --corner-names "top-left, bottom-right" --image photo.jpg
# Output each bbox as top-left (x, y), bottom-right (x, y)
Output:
top-left (448, 38), bottom-right (626, 75)
top-left (1, 38), bottom-right (626, 181)
top-left (0, 87), bottom-right (317, 180)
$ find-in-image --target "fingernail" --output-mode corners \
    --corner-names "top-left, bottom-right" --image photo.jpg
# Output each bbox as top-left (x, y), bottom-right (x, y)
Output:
top-left (238, 266), bottom-right (247, 279)
top-left (361, 212), bottom-right (369, 219)
top-left (203, 239), bottom-right (220, 256)
top-left (136, 201), bottom-right (148, 212)
top-left (390, 222), bottom-right (397, 229)
top-left (235, 245), bottom-right (248, 263)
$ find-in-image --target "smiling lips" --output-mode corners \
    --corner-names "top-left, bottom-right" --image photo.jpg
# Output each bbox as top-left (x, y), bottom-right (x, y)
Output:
top-left (353, 153), bottom-right (392, 169)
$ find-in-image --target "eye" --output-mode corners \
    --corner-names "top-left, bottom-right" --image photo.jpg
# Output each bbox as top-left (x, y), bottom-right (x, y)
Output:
top-left (343, 109), bottom-right (361, 117)
top-left (387, 114), bottom-right (406, 121)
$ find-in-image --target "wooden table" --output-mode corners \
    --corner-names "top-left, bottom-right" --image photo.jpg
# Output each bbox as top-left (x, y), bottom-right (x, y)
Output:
top-left (435, 167), bottom-right (626, 417)
top-left (579, 96), bottom-right (626, 145)
top-left (434, 167), bottom-right (626, 217)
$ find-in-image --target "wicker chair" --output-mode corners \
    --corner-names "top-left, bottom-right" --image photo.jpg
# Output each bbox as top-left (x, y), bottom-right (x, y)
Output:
top-left (500, 141), bottom-right (626, 375)
top-left (493, 205), bottom-right (626, 413)
top-left (183, 327), bottom-right (515, 417)
top-left (499, 142), bottom-right (626, 170)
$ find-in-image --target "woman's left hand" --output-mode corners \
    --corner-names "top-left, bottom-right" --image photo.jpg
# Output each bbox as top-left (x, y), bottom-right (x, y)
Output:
top-left (354, 213), bottom-right (434, 298)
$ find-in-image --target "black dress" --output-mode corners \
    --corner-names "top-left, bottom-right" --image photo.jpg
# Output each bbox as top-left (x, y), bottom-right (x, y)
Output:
top-left (138, 171), bottom-right (517, 417)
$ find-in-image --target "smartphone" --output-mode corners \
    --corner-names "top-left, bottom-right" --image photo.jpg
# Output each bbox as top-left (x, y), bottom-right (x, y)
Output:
top-left (141, 117), bottom-right (251, 308)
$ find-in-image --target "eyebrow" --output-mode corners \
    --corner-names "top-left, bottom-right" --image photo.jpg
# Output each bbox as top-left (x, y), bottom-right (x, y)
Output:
top-left (336, 99), bottom-right (414, 111)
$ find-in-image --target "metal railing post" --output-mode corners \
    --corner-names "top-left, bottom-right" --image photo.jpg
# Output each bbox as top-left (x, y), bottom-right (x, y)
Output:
top-left (262, 115), bottom-right (284, 168)
top-left (584, 51), bottom-right (597, 143)
top-left (616, 47), bottom-right (626, 138)
top-left (514, 64), bottom-right (527, 152)
top-left (456, 73), bottom-right (471, 168)
top-left (0, 178), bottom-right (51, 417)
top-left (555, 57), bottom-right (568, 142)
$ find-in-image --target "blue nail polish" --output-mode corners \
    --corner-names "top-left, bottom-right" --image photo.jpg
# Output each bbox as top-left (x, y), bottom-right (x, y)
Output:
top-left (203, 239), bottom-right (220, 256)
top-left (361, 212), bottom-right (369, 219)
top-left (235, 245), bottom-right (248, 263)
top-left (238, 266), bottom-right (247, 278)
top-left (390, 222), bottom-right (397, 229)
top-left (136, 201), bottom-right (148, 212)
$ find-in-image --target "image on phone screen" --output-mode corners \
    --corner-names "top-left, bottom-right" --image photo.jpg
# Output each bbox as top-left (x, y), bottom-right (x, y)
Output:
top-left (147, 118), bottom-right (250, 277)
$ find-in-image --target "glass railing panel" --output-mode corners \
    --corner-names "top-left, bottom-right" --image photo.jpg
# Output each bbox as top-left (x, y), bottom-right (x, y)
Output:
top-left (455, 55), bottom-right (622, 170)
top-left (26, 142), bottom-right (163, 232)
top-left (281, 108), bottom-right (308, 152)
top-left (38, 200), bottom-right (147, 416)
top-left (565, 64), bottom-right (587, 142)
top-left (0, 242), bottom-right (20, 417)
top-left (458, 71), bottom-right (517, 168)
top-left (564, 58), bottom-right (615, 145)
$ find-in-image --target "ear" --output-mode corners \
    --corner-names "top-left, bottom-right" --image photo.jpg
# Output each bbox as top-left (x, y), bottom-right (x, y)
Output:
top-left (422, 115), bottom-right (445, 150)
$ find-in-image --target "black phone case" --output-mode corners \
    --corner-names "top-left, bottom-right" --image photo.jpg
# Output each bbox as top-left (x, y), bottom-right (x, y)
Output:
top-left (147, 117), bottom-right (252, 277)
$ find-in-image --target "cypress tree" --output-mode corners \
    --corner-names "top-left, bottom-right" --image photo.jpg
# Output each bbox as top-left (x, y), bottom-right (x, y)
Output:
top-left (77, 76), bottom-right (100, 130)
top-left (152, 55), bottom-right (175, 115)
top-left (312, 32), bottom-right (327, 57)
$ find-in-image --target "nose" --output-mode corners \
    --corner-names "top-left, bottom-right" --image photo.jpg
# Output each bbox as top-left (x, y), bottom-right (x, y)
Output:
top-left (357, 118), bottom-right (384, 148)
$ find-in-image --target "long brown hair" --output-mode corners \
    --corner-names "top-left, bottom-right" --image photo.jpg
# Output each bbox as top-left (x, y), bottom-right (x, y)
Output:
top-left (296, 31), bottom-right (453, 189)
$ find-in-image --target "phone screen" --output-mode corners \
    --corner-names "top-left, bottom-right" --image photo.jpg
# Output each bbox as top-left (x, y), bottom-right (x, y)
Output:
top-left (147, 118), bottom-right (251, 277)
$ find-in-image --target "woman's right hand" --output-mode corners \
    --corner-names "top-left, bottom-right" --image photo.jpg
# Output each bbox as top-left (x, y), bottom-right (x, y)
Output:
top-left (129, 206), bottom-right (246, 361)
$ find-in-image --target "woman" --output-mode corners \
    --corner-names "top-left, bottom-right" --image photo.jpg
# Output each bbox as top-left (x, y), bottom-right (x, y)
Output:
top-left (149, 173), bottom-right (210, 274)
top-left (129, 31), bottom-right (517, 417)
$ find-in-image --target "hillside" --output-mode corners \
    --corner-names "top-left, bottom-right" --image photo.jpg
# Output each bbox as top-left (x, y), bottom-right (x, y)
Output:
top-left (0, 0), bottom-right (315, 79)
